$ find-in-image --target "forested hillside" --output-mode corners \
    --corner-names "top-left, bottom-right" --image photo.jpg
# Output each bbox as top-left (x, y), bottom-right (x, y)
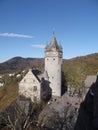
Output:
top-left (62, 53), bottom-right (98, 90)
top-left (0, 53), bottom-right (98, 111)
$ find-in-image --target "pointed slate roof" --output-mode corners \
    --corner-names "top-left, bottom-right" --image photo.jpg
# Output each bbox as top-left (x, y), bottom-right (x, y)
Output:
top-left (19, 69), bottom-right (40, 84)
top-left (45, 35), bottom-right (62, 52)
top-left (50, 35), bottom-right (59, 48)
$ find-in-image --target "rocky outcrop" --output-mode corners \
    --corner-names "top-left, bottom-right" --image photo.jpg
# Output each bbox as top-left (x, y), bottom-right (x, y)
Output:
top-left (38, 94), bottom-right (79, 130)
top-left (75, 75), bottom-right (98, 130)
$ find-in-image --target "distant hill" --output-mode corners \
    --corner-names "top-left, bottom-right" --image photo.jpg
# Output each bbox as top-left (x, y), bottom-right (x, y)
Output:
top-left (0, 57), bottom-right (44, 74)
top-left (1, 53), bottom-right (98, 73)
top-left (0, 53), bottom-right (98, 88)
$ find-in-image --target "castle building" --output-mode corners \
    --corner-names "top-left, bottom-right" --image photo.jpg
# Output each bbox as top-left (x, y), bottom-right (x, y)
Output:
top-left (19, 69), bottom-right (41, 102)
top-left (45, 35), bottom-right (63, 96)
top-left (19, 35), bottom-right (63, 102)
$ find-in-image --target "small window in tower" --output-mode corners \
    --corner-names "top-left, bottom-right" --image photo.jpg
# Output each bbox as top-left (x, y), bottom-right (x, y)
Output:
top-left (33, 79), bottom-right (35, 82)
top-left (47, 58), bottom-right (49, 60)
top-left (53, 58), bottom-right (55, 60)
top-left (33, 96), bottom-right (37, 102)
top-left (33, 86), bottom-right (37, 91)
top-left (24, 79), bottom-right (26, 82)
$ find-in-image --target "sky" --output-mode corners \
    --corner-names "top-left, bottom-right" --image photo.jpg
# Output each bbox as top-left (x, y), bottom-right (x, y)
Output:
top-left (0, 0), bottom-right (98, 63)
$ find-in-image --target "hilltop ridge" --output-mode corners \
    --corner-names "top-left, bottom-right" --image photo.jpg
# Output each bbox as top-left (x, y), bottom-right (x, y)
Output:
top-left (0, 53), bottom-right (98, 74)
top-left (0, 57), bottom-right (44, 74)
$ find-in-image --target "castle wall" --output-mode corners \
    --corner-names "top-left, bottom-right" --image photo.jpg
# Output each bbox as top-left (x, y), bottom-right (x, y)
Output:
top-left (45, 54), bottom-right (62, 97)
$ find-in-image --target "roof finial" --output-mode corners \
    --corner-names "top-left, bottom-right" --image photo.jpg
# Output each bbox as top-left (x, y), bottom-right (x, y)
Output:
top-left (52, 27), bottom-right (55, 36)
top-left (53, 31), bottom-right (55, 36)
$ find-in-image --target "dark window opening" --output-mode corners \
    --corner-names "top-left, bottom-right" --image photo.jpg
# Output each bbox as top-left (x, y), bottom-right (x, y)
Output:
top-left (33, 86), bottom-right (37, 91)
top-left (33, 80), bottom-right (35, 82)
top-left (24, 79), bottom-right (26, 82)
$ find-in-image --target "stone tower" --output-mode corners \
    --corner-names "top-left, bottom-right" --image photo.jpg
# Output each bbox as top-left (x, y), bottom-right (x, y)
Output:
top-left (45, 34), bottom-right (63, 97)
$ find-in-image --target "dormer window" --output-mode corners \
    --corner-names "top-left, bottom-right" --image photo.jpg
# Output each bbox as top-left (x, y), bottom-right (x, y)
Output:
top-left (52, 48), bottom-right (56, 51)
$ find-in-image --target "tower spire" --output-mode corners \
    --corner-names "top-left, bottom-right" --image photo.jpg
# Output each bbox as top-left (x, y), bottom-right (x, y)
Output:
top-left (45, 35), bottom-right (63, 97)
top-left (52, 27), bottom-right (55, 36)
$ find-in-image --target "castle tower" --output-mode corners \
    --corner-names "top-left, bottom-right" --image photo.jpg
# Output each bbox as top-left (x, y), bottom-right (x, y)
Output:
top-left (45, 34), bottom-right (63, 97)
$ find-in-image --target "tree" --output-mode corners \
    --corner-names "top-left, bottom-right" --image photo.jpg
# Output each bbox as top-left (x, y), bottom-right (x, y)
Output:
top-left (0, 97), bottom-right (34, 130)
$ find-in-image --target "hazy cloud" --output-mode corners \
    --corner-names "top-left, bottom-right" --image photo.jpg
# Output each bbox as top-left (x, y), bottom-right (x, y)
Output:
top-left (31, 44), bottom-right (45, 48)
top-left (0, 32), bottom-right (34, 38)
